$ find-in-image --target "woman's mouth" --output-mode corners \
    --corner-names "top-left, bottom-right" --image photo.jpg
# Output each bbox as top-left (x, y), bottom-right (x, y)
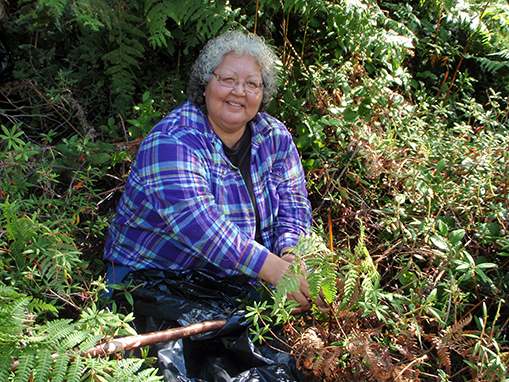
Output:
top-left (226, 101), bottom-right (243, 108)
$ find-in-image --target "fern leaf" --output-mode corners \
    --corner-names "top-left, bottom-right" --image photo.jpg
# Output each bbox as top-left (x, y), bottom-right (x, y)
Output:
top-left (272, 272), bottom-right (301, 313)
top-left (33, 349), bottom-right (52, 382)
top-left (133, 367), bottom-right (164, 382)
top-left (475, 55), bottom-right (509, 73)
top-left (112, 358), bottom-right (147, 379)
top-left (36, 319), bottom-right (75, 348)
top-left (321, 261), bottom-right (338, 304)
top-left (50, 353), bottom-right (70, 382)
top-left (13, 352), bottom-right (35, 382)
top-left (491, 49), bottom-right (509, 60)
top-left (306, 267), bottom-right (322, 300)
top-left (340, 268), bottom-right (360, 309)
top-left (27, 298), bottom-right (58, 315)
top-left (432, 336), bottom-right (452, 374)
top-left (0, 353), bottom-right (12, 382)
top-left (145, 2), bottom-right (175, 49)
top-left (4, 296), bottom-right (34, 332)
top-left (58, 330), bottom-right (93, 352)
top-left (78, 334), bottom-right (104, 353)
top-left (2, 200), bottom-right (37, 266)
top-left (65, 358), bottom-right (85, 382)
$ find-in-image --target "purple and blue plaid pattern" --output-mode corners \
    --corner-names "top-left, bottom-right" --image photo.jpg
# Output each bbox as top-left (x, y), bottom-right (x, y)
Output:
top-left (104, 101), bottom-right (311, 278)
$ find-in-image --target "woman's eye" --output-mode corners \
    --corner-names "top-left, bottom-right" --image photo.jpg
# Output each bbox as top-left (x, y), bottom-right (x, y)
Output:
top-left (223, 77), bottom-right (237, 84)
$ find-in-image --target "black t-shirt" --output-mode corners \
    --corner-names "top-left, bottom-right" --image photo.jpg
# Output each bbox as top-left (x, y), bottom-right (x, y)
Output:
top-left (222, 127), bottom-right (263, 245)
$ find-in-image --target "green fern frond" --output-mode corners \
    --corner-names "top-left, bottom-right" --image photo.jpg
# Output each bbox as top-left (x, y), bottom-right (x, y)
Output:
top-left (354, 219), bottom-right (368, 260)
top-left (2, 200), bottom-right (37, 266)
top-left (284, 233), bottom-right (340, 304)
top-left (32, 349), bottom-right (52, 382)
top-left (340, 268), bottom-right (360, 310)
top-left (3, 201), bottom-right (35, 243)
top-left (38, 319), bottom-right (76, 341)
top-left (272, 271), bottom-right (301, 313)
top-left (100, 9), bottom-right (147, 113)
top-left (111, 358), bottom-right (154, 380)
top-left (13, 352), bottom-right (35, 382)
top-left (174, 0), bottom-right (204, 24)
top-left (2, 296), bottom-right (34, 331)
top-left (493, 49), bottom-right (509, 60)
top-left (65, 358), bottom-right (85, 382)
top-left (0, 353), bottom-right (11, 382)
top-left (40, 0), bottom-right (67, 20)
top-left (282, 0), bottom-right (311, 14)
top-left (321, 259), bottom-right (338, 303)
top-left (474, 52), bottom-right (509, 73)
top-left (306, 268), bottom-right (322, 301)
top-left (78, 334), bottom-right (104, 353)
top-left (195, 3), bottom-right (229, 38)
top-left (145, 1), bottom-right (176, 49)
top-left (0, 285), bottom-right (17, 295)
top-left (132, 367), bottom-right (164, 382)
top-left (84, 358), bottom-right (156, 382)
top-left (49, 353), bottom-right (70, 382)
top-left (57, 330), bottom-right (92, 352)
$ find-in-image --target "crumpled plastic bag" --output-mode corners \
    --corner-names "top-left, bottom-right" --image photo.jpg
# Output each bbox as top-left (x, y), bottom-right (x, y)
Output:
top-left (118, 269), bottom-right (303, 382)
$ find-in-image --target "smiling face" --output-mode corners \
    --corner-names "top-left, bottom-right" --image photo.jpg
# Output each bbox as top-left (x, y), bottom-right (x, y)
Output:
top-left (203, 53), bottom-right (263, 147)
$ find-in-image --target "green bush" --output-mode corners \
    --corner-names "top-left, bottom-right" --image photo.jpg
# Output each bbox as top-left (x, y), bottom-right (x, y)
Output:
top-left (1, 0), bottom-right (508, 380)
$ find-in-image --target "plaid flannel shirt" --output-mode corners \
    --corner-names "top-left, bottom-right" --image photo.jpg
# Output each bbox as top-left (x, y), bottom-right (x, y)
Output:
top-left (104, 101), bottom-right (312, 278)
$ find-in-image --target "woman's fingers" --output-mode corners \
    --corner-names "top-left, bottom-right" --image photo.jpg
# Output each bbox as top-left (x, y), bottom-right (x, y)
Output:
top-left (286, 274), bottom-right (327, 312)
top-left (258, 253), bottom-right (328, 312)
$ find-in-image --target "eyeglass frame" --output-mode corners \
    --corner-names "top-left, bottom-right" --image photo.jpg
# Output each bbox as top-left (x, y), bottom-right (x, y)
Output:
top-left (211, 72), bottom-right (264, 94)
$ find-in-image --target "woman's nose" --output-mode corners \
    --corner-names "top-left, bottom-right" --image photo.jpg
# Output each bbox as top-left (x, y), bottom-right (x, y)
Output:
top-left (231, 80), bottom-right (247, 95)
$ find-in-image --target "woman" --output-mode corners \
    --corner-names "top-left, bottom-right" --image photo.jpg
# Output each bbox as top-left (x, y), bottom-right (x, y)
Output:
top-left (104, 31), bottom-right (323, 311)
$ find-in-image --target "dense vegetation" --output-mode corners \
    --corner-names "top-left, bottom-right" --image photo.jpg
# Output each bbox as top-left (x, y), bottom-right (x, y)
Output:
top-left (1, 0), bottom-right (508, 380)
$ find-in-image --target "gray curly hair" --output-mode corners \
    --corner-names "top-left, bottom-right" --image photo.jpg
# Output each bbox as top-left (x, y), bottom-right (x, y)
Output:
top-left (187, 31), bottom-right (278, 114)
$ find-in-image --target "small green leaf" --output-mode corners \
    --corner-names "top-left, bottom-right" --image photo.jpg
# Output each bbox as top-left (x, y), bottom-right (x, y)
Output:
top-left (436, 158), bottom-right (446, 172)
top-left (342, 106), bottom-right (358, 122)
top-left (437, 219), bottom-right (449, 236)
top-left (430, 235), bottom-right (449, 251)
top-left (87, 153), bottom-right (111, 165)
top-left (476, 262), bottom-right (497, 270)
top-left (124, 291), bottom-right (134, 306)
top-left (449, 229), bottom-right (465, 245)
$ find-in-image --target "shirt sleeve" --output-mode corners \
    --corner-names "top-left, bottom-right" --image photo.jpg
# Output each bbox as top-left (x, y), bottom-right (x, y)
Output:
top-left (136, 130), bottom-right (270, 278)
top-left (267, 123), bottom-right (313, 254)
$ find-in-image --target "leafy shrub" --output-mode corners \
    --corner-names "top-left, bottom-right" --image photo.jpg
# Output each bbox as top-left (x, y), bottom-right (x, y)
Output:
top-left (247, 226), bottom-right (509, 380)
top-left (1, 0), bottom-right (508, 381)
top-left (0, 286), bottom-right (161, 382)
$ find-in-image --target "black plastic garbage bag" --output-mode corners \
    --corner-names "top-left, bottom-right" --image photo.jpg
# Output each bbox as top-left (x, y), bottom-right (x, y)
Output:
top-left (117, 269), bottom-right (303, 382)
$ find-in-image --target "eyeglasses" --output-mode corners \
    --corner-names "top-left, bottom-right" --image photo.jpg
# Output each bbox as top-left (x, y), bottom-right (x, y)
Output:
top-left (212, 72), bottom-right (264, 94)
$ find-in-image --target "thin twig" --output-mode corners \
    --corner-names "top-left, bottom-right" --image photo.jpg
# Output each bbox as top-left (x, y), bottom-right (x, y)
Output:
top-left (27, 80), bottom-right (84, 139)
top-left (443, 2), bottom-right (489, 105)
top-left (394, 354), bottom-right (428, 381)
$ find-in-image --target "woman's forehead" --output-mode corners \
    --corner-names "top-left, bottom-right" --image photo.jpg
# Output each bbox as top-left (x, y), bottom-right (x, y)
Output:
top-left (216, 53), bottom-right (261, 75)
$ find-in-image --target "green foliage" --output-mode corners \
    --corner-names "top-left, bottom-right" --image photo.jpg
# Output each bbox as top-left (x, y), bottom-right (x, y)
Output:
top-left (9, 0), bottom-right (243, 123)
top-left (269, 0), bottom-right (415, 170)
top-left (1, 199), bottom-right (83, 308)
top-left (0, 286), bottom-right (159, 382)
top-left (127, 91), bottom-right (162, 139)
top-left (2, 0), bottom-right (509, 380)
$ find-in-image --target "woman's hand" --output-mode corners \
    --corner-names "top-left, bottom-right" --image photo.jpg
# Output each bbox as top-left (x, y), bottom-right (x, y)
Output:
top-left (258, 252), bottom-right (325, 312)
